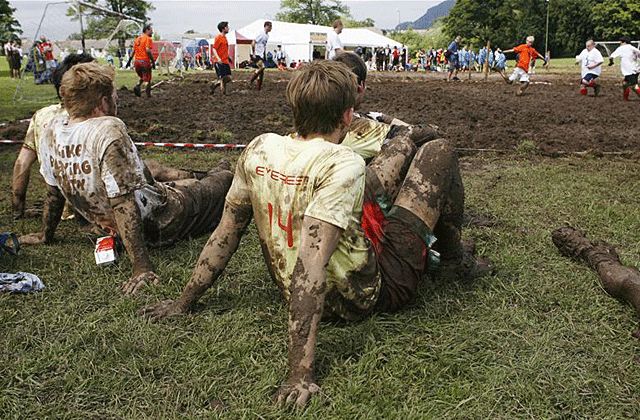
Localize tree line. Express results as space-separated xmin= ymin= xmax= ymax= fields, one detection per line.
xmin=443 ymin=0 xmax=639 ymax=57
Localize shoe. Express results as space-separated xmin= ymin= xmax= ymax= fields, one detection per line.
xmin=580 ymin=87 xmax=588 ymax=96
xmin=210 ymin=81 xmax=220 ymax=95
xmin=133 ymin=85 xmax=141 ymax=97
xmin=593 ymin=84 xmax=601 ymax=97
xmin=636 ymin=87 xmax=640 ymax=97
xmin=436 ymin=240 xmax=494 ymax=282
xmin=452 ymin=76 xmax=460 ymax=81
xmin=623 ymin=87 xmax=630 ymax=101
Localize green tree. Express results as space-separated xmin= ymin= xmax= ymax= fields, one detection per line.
xmin=443 ymin=0 xmax=600 ymax=57
xmin=341 ymin=16 xmax=375 ymax=28
xmin=276 ymin=0 xmax=349 ymax=25
xmin=390 ymin=19 xmax=450 ymax=51
xmin=592 ymin=0 xmax=640 ymax=40
xmin=0 ymin=0 xmax=22 ymax=48
xmin=66 ymin=0 xmax=153 ymax=50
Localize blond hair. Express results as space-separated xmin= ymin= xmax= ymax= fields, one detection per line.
xmin=526 ymin=35 xmax=535 ymax=43
xmin=333 ymin=19 xmax=343 ymax=29
xmin=286 ymin=60 xmax=357 ymax=137
xmin=60 ymin=62 xmax=115 ymax=118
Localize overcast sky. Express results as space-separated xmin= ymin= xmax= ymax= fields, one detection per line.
xmin=11 ymin=0 xmax=442 ymax=40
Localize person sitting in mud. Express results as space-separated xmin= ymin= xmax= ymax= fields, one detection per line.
xmin=502 ymin=36 xmax=547 ymax=96
xmin=19 ymin=62 xmax=233 ymax=295
xmin=12 ymin=53 xmax=209 ymax=221
xmin=140 ymin=60 xmax=490 ymax=408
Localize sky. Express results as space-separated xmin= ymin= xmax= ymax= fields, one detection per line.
xmin=10 ymin=0 xmax=443 ymax=41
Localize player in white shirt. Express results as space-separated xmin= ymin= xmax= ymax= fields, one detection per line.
xmin=249 ymin=21 xmax=272 ymax=90
xmin=327 ymin=19 xmax=344 ymax=60
xmin=608 ymin=36 xmax=640 ymax=101
xmin=575 ymin=39 xmax=604 ymax=96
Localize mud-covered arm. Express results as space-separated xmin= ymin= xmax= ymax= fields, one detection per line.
xmin=177 ymin=202 xmax=253 ymax=309
xmin=19 ymin=184 xmax=64 ymax=245
xmin=109 ymin=191 xmax=156 ymax=294
xmin=275 ymin=216 xmax=342 ymax=408
xmin=140 ymin=202 xmax=253 ymax=321
xmin=12 ymin=146 xmax=37 ymax=219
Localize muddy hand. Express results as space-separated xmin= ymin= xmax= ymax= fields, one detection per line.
xmin=138 ymin=299 xmax=187 ymax=321
xmin=274 ymin=380 xmax=320 ymax=409
xmin=121 ymin=271 xmax=160 ymax=296
xmin=18 ymin=232 xmax=45 ymax=245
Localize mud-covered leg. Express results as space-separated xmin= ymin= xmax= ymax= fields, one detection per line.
xmin=394 ymin=139 xmax=489 ymax=280
xmin=365 ymin=129 xmax=416 ymax=202
xmin=144 ymin=159 xmax=195 ymax=182
xmin=552 ymin=227 xmax=640 ymax=339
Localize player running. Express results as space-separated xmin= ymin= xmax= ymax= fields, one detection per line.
xmin=211 ymin=21 xmax=233 ymax=96
xmin=132 ymin=24 xmax=155 ymax=98
xmin=608 ymin=36 xmax=640 ymax=101
xmin=248 ymin=21 xmax=272 ymax=91
xmin=502 ymin=36 xmax=547 ymax=96
xmin=575 ymin=40 xmax=604 ymax=97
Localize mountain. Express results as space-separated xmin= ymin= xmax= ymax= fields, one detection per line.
xmin=395 ymin=0 xmax=456 ymax=30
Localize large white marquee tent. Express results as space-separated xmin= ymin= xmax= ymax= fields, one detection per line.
xmin=236 ymin=19 xmax=403 ymax=65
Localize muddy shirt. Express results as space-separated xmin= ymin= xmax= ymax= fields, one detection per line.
xmin=39 ymin=116 xmax=165 ymax=231
xmin=226 ymin=133 xmax=380 ymax=319
xmin=23 ymin=104 xmax=66 ymax=158
xmin=341 ymin=114 xmax=392 ymax=160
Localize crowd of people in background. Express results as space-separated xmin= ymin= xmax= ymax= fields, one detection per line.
xmin=358 ymin=42 xmax=512 ymax=76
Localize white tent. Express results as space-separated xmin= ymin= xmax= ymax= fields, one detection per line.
xmin=237 ymin=19 xmax=402 ymax=65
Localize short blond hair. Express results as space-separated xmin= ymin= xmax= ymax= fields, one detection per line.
xmin=60 ymin=62 xmax=115 ymax=118
xmin=333 ymin=19 xmax=343 ymax=29
xmin=526 ymin=35 xmax=535 ymax=43
xmin=286 ymin=60 xmax=357 ymax=137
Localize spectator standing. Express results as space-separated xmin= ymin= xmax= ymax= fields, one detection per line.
xmin=327 ymin=19 xmax=344 ymax=59
xmin=446 ymin=36 xmax=461 ymax=81
xmin=275 ymin=45 xmax=287 ymax=69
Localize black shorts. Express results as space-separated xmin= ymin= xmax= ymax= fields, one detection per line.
xmin=624 ymin=73 xmax=639 ymax=85
xmin=214 ymin=62 xmax=232 ymax=78
xmin=251 ymin=55 xmax=265 ymax=65
xmin=583 ymin=73 xmax=599 ymax=82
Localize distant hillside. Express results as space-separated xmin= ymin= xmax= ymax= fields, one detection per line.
xmin=395 ymin=0 xmax=456 ymax=30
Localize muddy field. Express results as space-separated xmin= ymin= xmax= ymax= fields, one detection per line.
xmin=2 ymin=71 xmax=638 ymax=154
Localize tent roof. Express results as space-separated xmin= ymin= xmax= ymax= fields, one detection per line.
xmin=237 ymin=19 xmax=402 ymax=49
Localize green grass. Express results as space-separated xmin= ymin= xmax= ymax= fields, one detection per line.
xmin=1 ymin=146 xmax=639 ymax=417
xmin=0 ymin=58 xmax=175 ymax=122
xmin=1 ymin=58 xmax=639 ymax=417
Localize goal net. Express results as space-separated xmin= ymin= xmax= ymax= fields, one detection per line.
xmin=595 ymin=40 xmax=640 ymax=57
xmin=14 ymin=0 xmax=143 ymax=103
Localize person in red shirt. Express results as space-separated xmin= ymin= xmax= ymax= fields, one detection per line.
xmin=503 ymin=35 xmax=547 ymax=96
xmin=211 ymin=21 xmax=232 ymax=95
xmin=38 ymin=35 xmax=56 ymax=71
xmin=132 ymin=24 xmax=155 ymax=97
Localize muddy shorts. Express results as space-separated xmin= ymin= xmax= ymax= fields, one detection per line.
xmin=251 ymin=55 xmax=265 ymax=68
xmin=142 ymin=170 xmax=233 ymax=247
xmin=215 ymin=62 xmax=232 ymax=78
xmin=134 ymin=60 xmax=152 ymax=82
xmin=361 ymin=197 xmax=432 ymax=313
xmin=624 ymin=73 xmax=638 ymax=86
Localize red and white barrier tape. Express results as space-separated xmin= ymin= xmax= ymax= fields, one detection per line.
xmin=0 ymin=139 xmax=246 ymax=149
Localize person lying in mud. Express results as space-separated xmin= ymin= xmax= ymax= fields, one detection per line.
xmin=12 ymin=53 xmax=213 ymax=221
xmin=141 ymin=60 xmax=490 ymax=408
xmin=552 ymin=227 xmax=640 ymax=339
xmin=19 ymin=62 xmax=233 ymax=295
